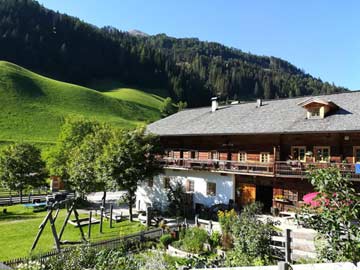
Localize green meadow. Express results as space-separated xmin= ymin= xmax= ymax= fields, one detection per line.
xmin=0 ymin=205 xmax=145 ymax=261
xmin=0 ymin=61 xmax=166 ymax=147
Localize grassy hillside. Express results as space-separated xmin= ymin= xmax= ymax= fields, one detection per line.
xmin=0 ymin=61 xmax=164 ymax=145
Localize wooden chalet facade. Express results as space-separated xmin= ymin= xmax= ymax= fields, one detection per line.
xmin=136 ymin=92 xmax=360 ymax=213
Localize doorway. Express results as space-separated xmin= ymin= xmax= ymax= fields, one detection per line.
xmin=236 ymin=183 xmax=256 ymax=207
xmin=256 ymin=186 xmax=273 ymax=213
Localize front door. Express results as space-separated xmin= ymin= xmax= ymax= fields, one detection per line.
xmin=238 ymin=183 xmax=256 ymax=206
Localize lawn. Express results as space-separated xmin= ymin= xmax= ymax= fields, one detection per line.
xmin=0 ymin=205 xmax=145 ymax=261
xmin=0 ymin=61 xmax=165 ymax=145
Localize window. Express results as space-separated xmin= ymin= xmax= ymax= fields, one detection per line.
xmin=238 ymin=152 xmax=247 ymax=163
xmin=314 ymin=147 xmax=330 ymax=162
xmin=209 ymin=151 xmax=218 ymax=160
xmin=291 ymin=146 xmax=306 ymax=161
xmin=186 ymin=179 xmax=194 ymax=192
xmin=148 ymin=178 xmax=153 ymax=188
xmin=206 ymin=182 xmax=216 ymax=196
xmin=310 ymin=108 xmax=320 ymax=117
xmin=163 ymin=177 xmax=170 ymax=189
xmin=283 ymin=189 xmax=298 ymax=202
xmin=354 ymin=147 xmax=360 ymax=163
xmin=165 ymin=150 xmax=174 ymax=158
xmin=190 ymin=151 xmax=198 ymax=159
xmin=260 ymin=152 xmax=270 ymax=163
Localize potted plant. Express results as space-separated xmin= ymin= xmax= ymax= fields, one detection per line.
xmin=274 ymin=194 xmax=289 ymax=202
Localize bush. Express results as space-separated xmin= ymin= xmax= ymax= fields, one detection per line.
xmin=95 ymin=249 xmax=137 ymax=270
xmin=225 ymin=202 xmax=276 ymax=267
xmin=300 ymin=168 xmax=360 ymax=262
xmin=166 ymin=181 xmax=187 ymax=217
xmin=16 ymin=261 xmax=44 ymax=270
xmin=209 ymin=231 xmax=221 ymax=249
xmin=218 ymin=209 xmax=237 ymax=234
xmin=177 ymin=227 xmax=208 ymax=253
xmin=46 ymin=246 xmax=97 ymax=270
xmin=159 ymin=234 xmax=173 ymax=248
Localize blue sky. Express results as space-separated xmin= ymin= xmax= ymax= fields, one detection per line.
xmin=38 ymin=0 xmax=360 ymax=90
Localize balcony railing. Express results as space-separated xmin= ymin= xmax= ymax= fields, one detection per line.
xmin=161 ymin=157 xmax=274 ymax=176
xmin=275 ymin=161 xmax=360 ymax=180
xmin=161 ymin=157 xmax=360 ymax=180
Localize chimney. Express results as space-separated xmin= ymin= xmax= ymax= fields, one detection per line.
xmin=211 ymin=97 xmax=218 ymax=112
xmin=257 ymin=99 xmax=262 ymax=107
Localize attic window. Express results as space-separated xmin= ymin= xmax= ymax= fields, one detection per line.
xmin=309 ymin=108 xmax=320 ymax=118
xmin=298 ymin=98 xmax=339 ymax=120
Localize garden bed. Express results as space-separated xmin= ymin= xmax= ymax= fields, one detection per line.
xmin=167 ymin=244 xmax=198 ymax=258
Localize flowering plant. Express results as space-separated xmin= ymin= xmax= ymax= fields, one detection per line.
xmin=16 ymin=261 xmax=45 ymax=270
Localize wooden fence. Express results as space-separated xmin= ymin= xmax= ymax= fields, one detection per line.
xmin=271 ymin=229 xmax=317 ymax=263
xmin=0 ymin=193 xmax=75 ymax=206
xmin=1 ymin=228 xmax=163 ymax=268
xmin=194 ymin=216 xmax=316 ymax=263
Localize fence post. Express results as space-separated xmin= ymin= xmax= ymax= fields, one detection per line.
xmin=195 ymin=214 xmax=199 ymax=226
xmin=109 ymin=204 xmax=113 ymax=228
xmin=209 ymin=220 xmax=213 ymax=233
xmin=100 ymin=206 xmax=104 ymax=233
xmin=285 ymin=229 xmax=291 ymax=263
xmin=88 ymin=211 xmax=92 ymax=239
xmin=146 ymin=207 xmax=151 ymax=227
xmin=278 ymin=261 xmax=289 ymax=270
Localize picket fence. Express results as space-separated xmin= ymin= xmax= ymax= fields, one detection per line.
xmin=1 ymin=227 xmax=163 ymax=269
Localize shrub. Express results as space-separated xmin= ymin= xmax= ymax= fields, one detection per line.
xmin=16 ymin=261 xmax=44 ymax=270
xmin=46 ymin=246 xmax=97 ymax=270
xmin=166 ymin=181 xmax=187 ymax=217
xmin=179 ymin=227 xmax=208 ymax=253
xmin=218 ymin=209 xmax=237 ymax=234
xmin=300 ymin=168 xmax=360 ymax=262
xmin=95 ymin=249 xmax=137 ymax=270
xmin=138 ymin=251 xmax=172 ymax=270
xmin=218 ymin=209 xmax=237 ymax=249
xmin=225 ymin=202 xmax=276 ymax=267
xmin=159 ymin=233 xmax=173 ymax=248
xmin=209 ymin=231 xmax=221 ymax=249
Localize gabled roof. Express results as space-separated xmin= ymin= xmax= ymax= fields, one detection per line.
xmin=147 ymin=92 xmax=360 ymax=136
xmin=297 ymin=98 xmax=339 ymax=109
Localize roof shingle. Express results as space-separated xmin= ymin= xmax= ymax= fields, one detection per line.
xmin=147 ymin=92 xmax=360 ymax=136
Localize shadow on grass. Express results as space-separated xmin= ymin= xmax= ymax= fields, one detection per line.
xmin=0 ymin=211 xmax=38 ymax=222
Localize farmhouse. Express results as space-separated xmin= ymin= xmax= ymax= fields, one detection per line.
xmin=136 ymin=91 xmax=360 ymax=213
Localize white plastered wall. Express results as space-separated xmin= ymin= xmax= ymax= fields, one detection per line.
xmin=136 ymin=169 xmax=235 ymax=212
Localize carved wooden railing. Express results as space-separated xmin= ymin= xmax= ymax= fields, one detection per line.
xmin=275 ymin=161 xmax=360 ymax=180
xmin=161 ymin=157 xmax=274 ymax=175
xmin=161 ymin=157 xmax=360 ymax=180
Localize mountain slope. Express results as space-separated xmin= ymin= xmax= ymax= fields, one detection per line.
xmin=0 ymin=61 xmax=163 ymax=143
xmin=0 ymin=0 xmax=348 ymax=107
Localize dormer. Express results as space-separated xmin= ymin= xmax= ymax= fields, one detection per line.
xmin=298 ymin=98 xmax=339 ymax=119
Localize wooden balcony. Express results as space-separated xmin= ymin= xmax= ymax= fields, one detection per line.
xmin=161 ymin=157 xmax=360 ymax=180
xmin=275 ymin=161 xmax=360 ymax=180
xmin=161 ymin=157 xmax=274 ymax=176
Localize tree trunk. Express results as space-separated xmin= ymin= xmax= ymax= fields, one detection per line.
xmin=101 ymin=190 xmax=106 ymax=209
xmin=129 ymin=198 xmax=133 ymax=222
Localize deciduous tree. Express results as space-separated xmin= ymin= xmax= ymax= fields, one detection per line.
xmin=67 ymin=124 xmax=112 ymax=202
xmin=98 ymin=127 xmax=163 ymax=221
xmin=301 ymin=168 xmax=360 ymax=263
xmin=46 ymin=116 xmax=101 ymax=181
xmin=0 ymin=143 xmax=47 ymax=203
